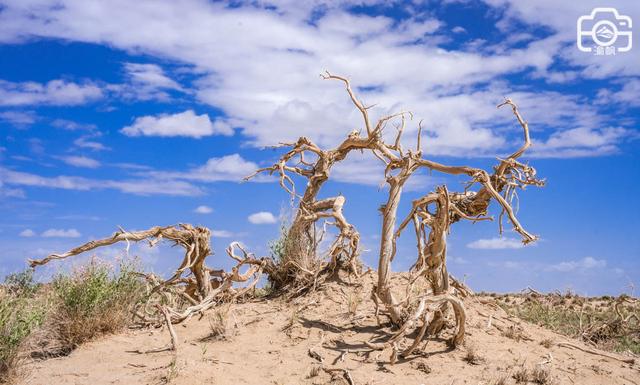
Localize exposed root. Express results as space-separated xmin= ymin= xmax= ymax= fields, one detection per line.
xmin=365 ymin=294 xmax=466 ymax=356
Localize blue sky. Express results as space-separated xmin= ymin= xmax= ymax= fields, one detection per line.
xmin=0 ymin=0 xmax=638 ymax=295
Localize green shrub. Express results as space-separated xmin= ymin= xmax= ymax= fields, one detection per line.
xmin=268 ymin=222 xmax=289 ymax=264
xmin=50 ymin=258 xmax=144 ymax=351
xmin=0 ymin=271 xmax=49 ymax=383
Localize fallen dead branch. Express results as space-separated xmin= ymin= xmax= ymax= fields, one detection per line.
xmin=557 ymin=341 xmax=635 ymax=365
xmin=29 ymin=224 xmax=266 ymax=346
xmin=323 ymin=367 xmax=356 ymax=385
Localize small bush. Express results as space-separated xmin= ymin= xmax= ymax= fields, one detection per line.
xmin=513 ymin=366 xmax=529 ymax=383
xmin=48 ymin=259 xmax=144 ymax=352
xmin=205 ymin=308 xmax=230 ymax=341
xmin=0 ymin=271 xmax=49 ymax=382
xmin=462 ymin=343 xmax=484 ymax=365
xmin=540 ymin=338 xmax=554 ymax=348
xmin=531 ymin=366 xmax=553 ymax=384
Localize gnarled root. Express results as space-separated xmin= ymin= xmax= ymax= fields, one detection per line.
xmin=365 ymin=294 xmax=466 ymax=357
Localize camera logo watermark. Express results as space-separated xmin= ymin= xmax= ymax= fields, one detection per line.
xmin=577 ymin=8 xmax=632 ymax=55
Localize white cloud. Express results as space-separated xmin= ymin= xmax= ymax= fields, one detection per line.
xmin=74 ymin=135 xmax=109 ymax=151
xmin=0 ymin=0 xmax=591 ymax=157
xmin=121 ymin=110 xmax=231 ymax=138
xmin=59 ymin=155 xmax=101 ymax=168
xmin=596 ymin=79 xmax=640 ymax=107
xmin=248 ymin=211 xmax=277 ymax=224
xmin=1 ymin=152 xmax=257 ymax=197
xmin=0 ymin=0 xmax=632 ymax=161
xmin=211 ymin=229 xmax=234 ymax=238
xmin=547 ymin=257 xmax=607 ymax=272
xmin=0 ymin=110 xmax=37 ymax=125
xmin=467 ymin=237 xmax=524 ymax=250
xmin=41 ymin=228 xmax=81 ymax=238
xmin=112 ymin=62 xmax=184 ymax=101
xmin=450 ymin=256 xmax=469 ymax=265
xmin=532 ymin=127 xmax=631 ymax=158
xmin=0 ymin=79 xmax=102 ymax=106
xmin=51 ymin=119 xmax=97 ymax=131
xmin=155 ymin=153 xmax=258 ymax=183
xmin=194 ymin=205 xmax=213 ymax=214
xmin=19 ymin=229 xmax=35 ymax=237
xmin=483 ymin=0 xmax=640 ymax=79
xmin=124 ymin=62 xmax=182 ymax=90
xmin=1 ymin=167 xmax=203 ymax=196
xmin=0 ymin=180 xmax=25 ymax=198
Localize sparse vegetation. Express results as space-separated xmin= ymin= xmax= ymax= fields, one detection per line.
xmin=513 ymin=366 xmax=529 ymax=383
xmin=490 ymin=376 xmax=510 ymax=385
xmin=49 ymin=259 xmax=144 ymax=352
xmin=531 ymin=366 xmax=553 ymax=384
xmin=0 ymin=270 xmax=50 ymax=383
xmin=206 ymin=307 xmax=230 ymax=341
xmin=0 ymin=258 xmax=144 ymax=382
xmin=540 ymin=338 xmax=554 ymax=348
xmin=462 ymin=343 xmax=484 ymax=365
xmin=498 ymin=293 xmax=640 ymax=354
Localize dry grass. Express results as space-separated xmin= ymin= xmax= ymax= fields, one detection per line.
xmin=307 ymin=365 xmax=322 ymax=378
xmin=462 ymin=343 xmax=484 ymax=365
xmin=0 ymin=259 xmax=143 ymax=383
xmin=490 ymin=375 xmax=510 ymax=385
xmin=47 ymin=259 xmax=144 ymax=353
xmin=531 ymin=366 xmax=554 ymax=384
xmin=502 ymin=325 xmax=526 ymax=342
xmin=496 ymin=293 xmax=640 ymax=354
xmin=540 ymin=338 xmax=554 ymax=348
xmin=0 ymin=270 xmax=50 ymax=383
xmin=512 ymin=366 xmax=529 ymax=383
xmin=344 ymin=289 xmax=362 ymax=317
xmin=205 ymin=307 xmax=231 ymax=341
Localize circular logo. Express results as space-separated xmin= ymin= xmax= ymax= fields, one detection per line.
xmin=592 ymin=20 xmax=618 ymax=47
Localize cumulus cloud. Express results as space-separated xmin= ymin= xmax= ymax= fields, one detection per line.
xmin=19 ymin=229 xmax=35 ymax=237
xmin=59 ymin=155 xmax=101 ymax=168
xmin=211 ymin=230 xmax=234 ymax=238
xmin=121 ymin=110 xmax=231 ymax=138
xmin=0 ymin=79 xmax=102 ymax=106
xmin=41 ymin=228 xmax=81 ymax=238
xmin=194 ymin=205 xmax=213 ymax=214
xmin=155 ymin=154 xmax=258 ymax=183
xmin=546 ymin=257 xmax=607 ymax=272
xmin=248 ymin=211 xmax=277 ymax=224
xmin=467 ymin=237 xmax=524 ymax=250
xmin=0 ymin=0 xmax=616 ymax=157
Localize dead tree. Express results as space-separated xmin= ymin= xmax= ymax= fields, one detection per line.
xmin=29 ymin=224 xmax=266 ymax=325
xmin=243 ymin=80 xmax=396 ymax=291
xmin=321 ymin=74 xmax=543 ymax=351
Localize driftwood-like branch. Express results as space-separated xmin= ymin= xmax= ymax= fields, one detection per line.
xmin=30 ymin=225 xmax=265 ymax=327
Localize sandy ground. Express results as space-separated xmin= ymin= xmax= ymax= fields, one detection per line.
xmin=23 ymin=272 xmax=639 ymax=385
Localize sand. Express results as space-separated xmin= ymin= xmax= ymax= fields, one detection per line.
xmin=23 ymin=272 xmax=639 ymax=385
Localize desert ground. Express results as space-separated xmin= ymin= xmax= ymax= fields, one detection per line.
xmin=21 ymin=271 xmax=639 ymax=385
